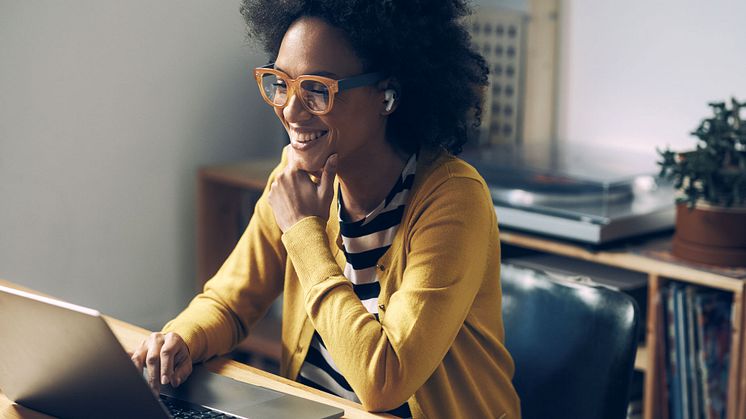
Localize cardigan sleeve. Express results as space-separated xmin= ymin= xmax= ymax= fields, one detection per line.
xmin=161 ymin=156 xmax=288 ymax=362
xmin=281 ymin=173 xmax=496 ymax=412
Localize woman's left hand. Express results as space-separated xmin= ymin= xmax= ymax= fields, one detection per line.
xmin=268 ymin=150 xmax=338 ymax=233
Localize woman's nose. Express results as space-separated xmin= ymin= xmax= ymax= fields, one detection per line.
xmin=282 ymin=91 xmax=312 ymax=123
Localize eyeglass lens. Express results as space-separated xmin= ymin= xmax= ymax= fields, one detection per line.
xmin=260 ymin=73 xmax=331 ymax=113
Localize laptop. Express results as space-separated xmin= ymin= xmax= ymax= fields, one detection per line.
xmin=0 ymin=285 xmax=344 ymax=419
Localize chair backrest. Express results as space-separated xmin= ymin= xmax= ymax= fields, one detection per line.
xmin=501 ymin=265 xmax=640 ymax=419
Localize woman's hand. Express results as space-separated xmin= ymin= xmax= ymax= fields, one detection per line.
xmin=130 ymin=331 xmax=193 ymax=394
xmin=269 ymin=150 xmax=338 ymax=232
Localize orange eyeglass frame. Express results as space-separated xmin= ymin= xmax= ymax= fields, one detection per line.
xmin=253 ymin=63 xmax=384 ymax=115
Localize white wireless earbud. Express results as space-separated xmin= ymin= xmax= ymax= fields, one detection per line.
xmin=384 ymin=89 xmax=396 ymax=112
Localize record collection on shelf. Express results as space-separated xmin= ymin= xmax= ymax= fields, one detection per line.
xmin=662 ymin=282 xmax=732 ymax=419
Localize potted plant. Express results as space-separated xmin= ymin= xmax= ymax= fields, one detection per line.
xmin=658 ymin=97 xmax=746 ymax=267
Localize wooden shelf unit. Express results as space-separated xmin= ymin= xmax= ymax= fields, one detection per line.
xmin=197 ymin=159 xmax=746 ymax=419
xmin=197 ymin=159 xmax=278 ymax=289
xmin=500 ymin=230 xmax=746 ymax=419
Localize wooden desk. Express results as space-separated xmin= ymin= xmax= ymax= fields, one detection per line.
xmin=0 ymin=279 xmax=390 ymax=419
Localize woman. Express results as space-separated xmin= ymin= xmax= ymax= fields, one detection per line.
xmin=132 ymin=1 xmax=520 ymax=417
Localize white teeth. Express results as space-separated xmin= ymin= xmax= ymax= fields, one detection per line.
xmin=293 ymin=130 xmax=328 ymax=142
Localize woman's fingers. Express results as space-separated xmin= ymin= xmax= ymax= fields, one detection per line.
xmin=173 ymin=352 xmax=193 ymax=387
xmin=160 ymin=332 xmax=192 ymax=386
xmin=318 ymin=153 xmax=338 ymax=200
xmin=129 ymin=332 xmax=192 ymax=392
xmin=268 ymin=152 xmax=337 ymax=232
xmin=144 ymin=333 xmax=165 ymax=393
xmin=160 ymin=343 xmax=174 ymax=385
xmin=130 ymin=344 xmax=146 ymax=371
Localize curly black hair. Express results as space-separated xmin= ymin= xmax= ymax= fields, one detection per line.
xmin=239 ymin=0 xmax=488 ymax=155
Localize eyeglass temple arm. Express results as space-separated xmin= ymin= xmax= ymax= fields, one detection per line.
xmin=337 ymin=72 xmax=384 ymax=91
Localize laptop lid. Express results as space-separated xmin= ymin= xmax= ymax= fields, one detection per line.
xmin=0 ymin=285 xmax=344 ymax=419
xmin=0 ymin=285 xmax=169 ymax=418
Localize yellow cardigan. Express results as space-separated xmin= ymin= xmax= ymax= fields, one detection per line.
xmin=163 ymin=148 xmax=520 ymax=418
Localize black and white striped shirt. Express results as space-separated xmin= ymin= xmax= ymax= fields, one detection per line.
xmin=297 ymin=154 xmax=417 ymax=418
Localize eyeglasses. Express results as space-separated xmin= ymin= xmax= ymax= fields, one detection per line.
xmin=254 ymin=64 xmax=384 ymax=115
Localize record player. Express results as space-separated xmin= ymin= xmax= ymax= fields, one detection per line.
xmin=461 ymin=143 xmax=676 ymax=245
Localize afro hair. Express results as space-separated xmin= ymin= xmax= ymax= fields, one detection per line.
xmin=240 ymin=0 xmax=489 ymax=155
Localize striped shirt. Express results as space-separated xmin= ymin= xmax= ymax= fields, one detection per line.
xmin=297 ymin=154 xmax=417 ymax=418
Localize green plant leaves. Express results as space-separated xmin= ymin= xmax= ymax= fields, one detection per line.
xmin=658 ymin=97 xmax=746 ymax=208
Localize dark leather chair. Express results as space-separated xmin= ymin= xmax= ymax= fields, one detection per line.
xmin=501 ymin=266 xmax=640 ymax=419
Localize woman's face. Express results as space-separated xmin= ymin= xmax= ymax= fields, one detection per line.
xmin=274 ymin=17 xmax=387 ymax=173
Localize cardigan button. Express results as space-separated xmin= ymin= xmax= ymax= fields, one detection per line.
xmin=377 ymin=264 xmax=385 ymax=271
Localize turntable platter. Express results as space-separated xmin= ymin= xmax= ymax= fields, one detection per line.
xmin=488 ymin=173 xmax=634 ymax=206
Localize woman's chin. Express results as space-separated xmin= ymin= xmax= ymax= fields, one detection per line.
xmin=288 ymin=134 xmax=336 ymax=174
xmin=295 ymin=159 xmax=319 ymax=174
xmin=289 ymin=149 xmax=327 ymax=174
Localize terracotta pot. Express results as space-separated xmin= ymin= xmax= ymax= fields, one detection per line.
xmin=672 ymin=202 xmax=746 ymax=267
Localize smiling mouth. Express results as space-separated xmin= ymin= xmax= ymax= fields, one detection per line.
xmin=290 ymin=129 xmax=329 ymax=150
xmin=294 ymin=130 xmax=328 ymax=142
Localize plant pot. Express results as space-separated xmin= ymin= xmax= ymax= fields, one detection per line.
xmin=672 ymin=202 xmax=746 ymax=267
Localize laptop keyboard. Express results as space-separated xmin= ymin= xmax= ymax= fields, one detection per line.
xmin=160 ymin=394 xmax=237 ymax=419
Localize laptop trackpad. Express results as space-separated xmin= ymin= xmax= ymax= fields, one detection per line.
xmin=160 ymin=364 xmax=284 ymax=412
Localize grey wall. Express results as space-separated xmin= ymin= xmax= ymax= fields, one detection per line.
xmin=0 ymin=1 xmax=283 ymax=329
xmin=557 ymin=0 xmax=746 ymax=154
xmin=3 ymin=0 xmax=745 ymax=330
